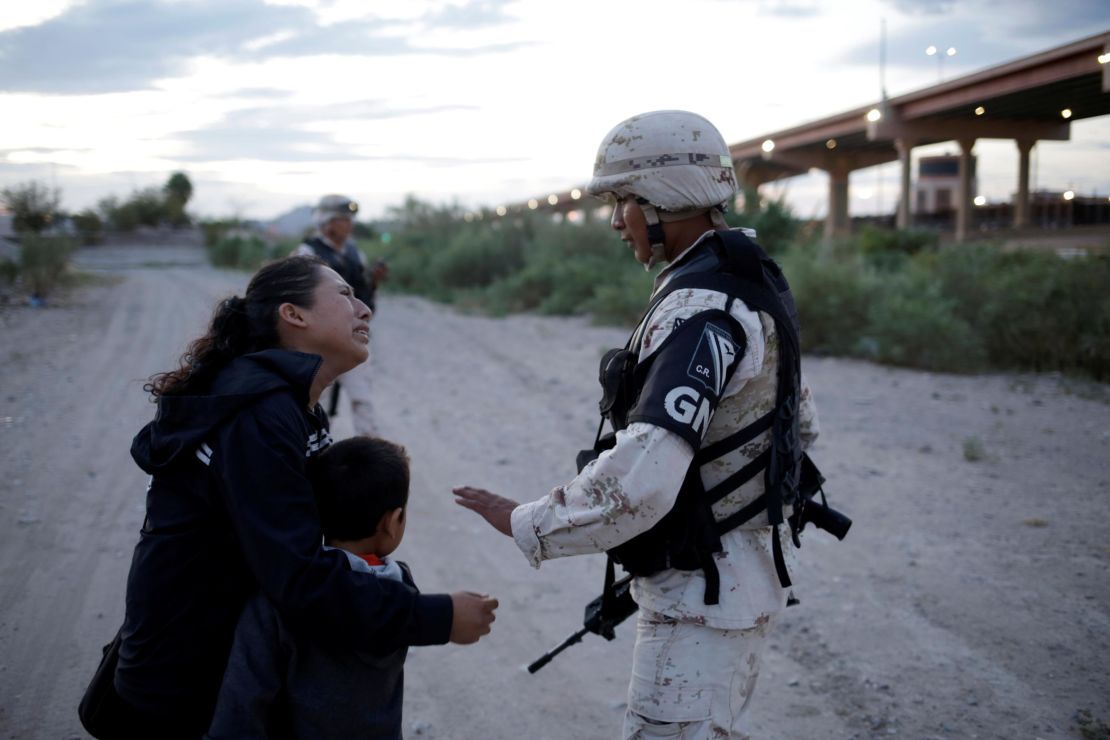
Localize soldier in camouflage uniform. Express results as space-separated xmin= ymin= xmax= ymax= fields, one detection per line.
xmin=455 ymin=110 xmax=819 ymax=739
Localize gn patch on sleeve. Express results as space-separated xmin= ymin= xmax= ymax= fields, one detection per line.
xmin=627 ymin=309 xmax=747 ymax=449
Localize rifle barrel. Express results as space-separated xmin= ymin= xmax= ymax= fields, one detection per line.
xmin=526 ymin=627 xmax=588 ymax=674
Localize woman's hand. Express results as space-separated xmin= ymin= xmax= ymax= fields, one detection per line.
xmin=452 ymin=486 xmax=518 ymax=537
xmin=449 ymin=591 xmax=499 ymax=644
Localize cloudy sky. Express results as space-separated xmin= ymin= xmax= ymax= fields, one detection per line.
xmin=1 ymin=0 xmax=1108 ymax=221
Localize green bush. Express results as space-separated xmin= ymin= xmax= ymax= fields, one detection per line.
xmin=0 ymin=258 xmax=17 ymax=285
xmin=20 ymin=234 xmax=77 ymax=298
xmin=70 ymin=209 xmax=104 ymax=245
xmin=725 ymin=199 xmax=800 ymax=254
xmin=368 ymin=196 xmax=1110 ymax=380
xmin=583 ymin=268 xmax=654 ymax=325
xmin=207 ymin=235 xmax=285 ymax=271
xmin=862 ymin=265 xmax=985 ymax=371
xmin=106 ymin=187 xmax=167 ymax=231
xmin=918 ymin=243 xmax=1000 ymax=331
xmin=977 ymin=251 xmax=1110 ymax=378
xmin=378 ymin=205 xmax=651 ymax=320
xmin=426 ymin=223 xmax=527 ymax=290
xmin=1079 ymin=294 xmax=1110 ymax=381
xmin=779 ymin=246 xmax=877 ymax=356
xmin=857 ymin=225 xmax=940 ymax=258
xmin=200 ymin=219 xmax=242 ymax=247
xmin=1 ymin=181 xmax=61 ymax=234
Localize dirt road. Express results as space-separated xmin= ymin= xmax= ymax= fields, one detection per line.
xmin=0 ymin=245 xmax=1107 ymax=739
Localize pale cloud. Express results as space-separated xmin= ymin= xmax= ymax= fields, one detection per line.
xmin=881 ymin=0 xmax=956 ymax=15
xmin=0 ymin=0 xmax=309 ymax=93
xmin=421 ymin=0 xmax=518 ymax=28
xmin=757 ymin=1 xmax=823 ymax=18
xmin=0 ymin=0 xmax=528 ymax=95
xmin=168 ymin=101 xmax=483 ymax=162
xmin=0 ymin=0 xmax=1106 ymax=220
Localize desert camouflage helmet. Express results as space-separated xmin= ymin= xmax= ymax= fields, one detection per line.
xmin=313 ymin=194 xmax=359 ymax=228
xmin=586 ymin=110 xmax=738 ymax=213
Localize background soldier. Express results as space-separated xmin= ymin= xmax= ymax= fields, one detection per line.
xmin=293 ymin=194 xmax=387 ymax=433
xmin=455 ymin=110 xmax=820 ymax=738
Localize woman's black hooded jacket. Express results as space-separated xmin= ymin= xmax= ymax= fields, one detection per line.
xmin=117 ymin=349 xmax=451 ymax=728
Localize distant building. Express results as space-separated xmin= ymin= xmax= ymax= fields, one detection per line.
xmin=915 ymin=155 xmax=977 ymax=215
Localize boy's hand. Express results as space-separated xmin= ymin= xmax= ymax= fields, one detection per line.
xmin=449 ymin=591 xmax=499 ymax=644
xmin=452 ymin=486 xmax=517 ymax=537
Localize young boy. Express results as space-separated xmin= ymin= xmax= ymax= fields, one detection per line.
xmin=207 ymin=436 xmax=417 ymax=740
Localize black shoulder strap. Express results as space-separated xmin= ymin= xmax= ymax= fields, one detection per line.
xmin=304 ymin=237 xmax=342 ymax=271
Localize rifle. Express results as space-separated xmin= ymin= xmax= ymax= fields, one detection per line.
xmin=326 ymin=381 xmax=342 ymax=418
xmin=527 ymin=573 xmax=637 ymax=674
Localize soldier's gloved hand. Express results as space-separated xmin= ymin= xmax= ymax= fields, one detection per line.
xmin=452 ymin=486 xmax=518 ymax=537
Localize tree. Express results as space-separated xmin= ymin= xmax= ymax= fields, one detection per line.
xmin=163 ymin=171 xmax=193 ymax=227
xmin=1 ymin=181 xmax=62 ymax=234
xmin=164 ymin=171 xmax=193 ymax=203
xmin=70 ymin=209 xmax=104 ymax=245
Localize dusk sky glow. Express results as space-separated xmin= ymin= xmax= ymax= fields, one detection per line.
xmin=1 ymin=0 xmax=1108 ymax=221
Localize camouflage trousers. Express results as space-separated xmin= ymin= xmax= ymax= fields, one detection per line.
xmin=623 ymin=609 xmax=775 ymax=740
xmin=338 ymin=348 xmax=375 ymax=435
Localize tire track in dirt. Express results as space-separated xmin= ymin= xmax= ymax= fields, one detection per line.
xmin=0 ymin=252 xmax=245 ymax=738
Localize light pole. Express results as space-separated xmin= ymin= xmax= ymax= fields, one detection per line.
xmin=925 ymin=45 xmax=956 ymax=82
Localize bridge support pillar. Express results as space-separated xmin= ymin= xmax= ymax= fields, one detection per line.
xmin=1015 ymin=139 xmax=1035 ymax=229
xmin=955 ymin=138 xmax=976 ymax=243
xmin=895 ymin=138 xmax=915 ymax=230
xmin=825 ymin=166 xmax=851 ymax=240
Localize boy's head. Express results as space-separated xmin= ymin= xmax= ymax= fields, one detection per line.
xmin=309 ymin=435 xmax=410 ymax=555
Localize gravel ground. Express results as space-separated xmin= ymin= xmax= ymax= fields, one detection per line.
xmin=0 ymin=244 xmax=1107 ymax=739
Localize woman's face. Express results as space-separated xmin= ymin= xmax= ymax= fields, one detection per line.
xmin=299 ymin=266 xmax=372 ymax=373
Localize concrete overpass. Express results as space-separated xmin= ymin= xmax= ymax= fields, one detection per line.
xmin=502 ymin=31 xmax=1110 ymax=242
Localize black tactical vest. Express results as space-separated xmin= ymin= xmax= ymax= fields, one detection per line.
xmin=303 ymin=237 xmax=376 ymax=312
xmin=586 ymin=229 xmax=805 ymax=604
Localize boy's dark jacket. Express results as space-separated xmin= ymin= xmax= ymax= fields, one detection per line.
xmin=207 ymin=562 xmax=417 ymax=740
xmin=118 ymin=349 xmax=451 ymax=730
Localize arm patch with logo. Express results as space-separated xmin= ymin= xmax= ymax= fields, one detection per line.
xmin=627 ymin=309 xmax=747 ymax=449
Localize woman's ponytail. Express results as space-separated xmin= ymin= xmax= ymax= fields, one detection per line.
xmin=211 ymin=296 xmax=252 ymax=358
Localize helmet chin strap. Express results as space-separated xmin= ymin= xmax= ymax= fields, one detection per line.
xmin=635 ymin=200 xmax=730 ymax=271
xmin=635 ymin=200 xmax=668 ymax=271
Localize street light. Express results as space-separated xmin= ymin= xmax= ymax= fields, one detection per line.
xmin=926 ymin=44 xmax=956 ymax=82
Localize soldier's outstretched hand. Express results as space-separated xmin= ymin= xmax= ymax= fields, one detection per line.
xmin=453 ymin=486 xmax=518 ymax=537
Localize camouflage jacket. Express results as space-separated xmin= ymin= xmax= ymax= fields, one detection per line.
xmin=510 ymin=231 xmax=819 ymax=629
